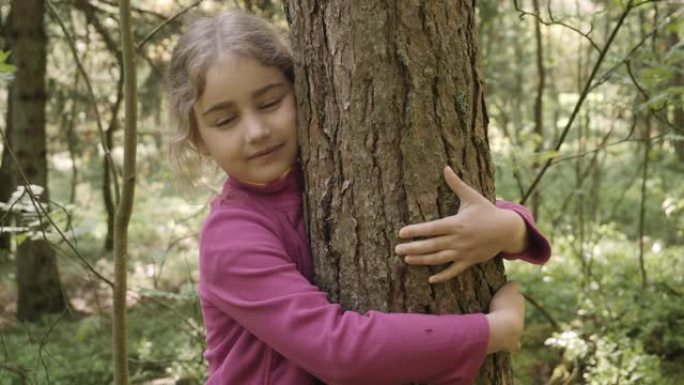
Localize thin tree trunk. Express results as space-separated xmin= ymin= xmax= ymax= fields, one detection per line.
xmin=74 ymin=0 xmax=125 ymax=251
xmin=113 ymin=0 xmax=137 ymax=383
xmin=285 ymin=1 xmax=511 ymax=383
xmin=11 ymin=0 xmax=67 ymax=321
xmin=104 ymin=123 xmax=116 ymax=250
xmin=531 ymin=0 xmax=545 ymax=219
xmin=638 ymin=116 xmax=650 ymax=290
xmin=65 ymin=74 xmax=80 ymax=205
xmin=669 ymin=29 xmax=684 ymax=161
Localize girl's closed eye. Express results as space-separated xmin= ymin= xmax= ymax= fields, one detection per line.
xmin=258 ymin=95 xmax=285 ymax=111
xmin=215 ymin=115 xmax=237 ymax=128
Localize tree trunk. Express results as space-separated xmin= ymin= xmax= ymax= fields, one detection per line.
xmin=669 ymin=29 xmax=684 ymax=162
xmin=0 ymin=7 xmax=14 ymax=253
xmin=10 ymin=0 xmax=67 ymax=321
xmin=113 ymin=0 xmax=138 ymax=382
xmin=0 ymin=88 xmax=14 ymax=253
xmin=531 ymin=0 xmax=545 ymax=219
xmin=285 ymin=1 xmax=511 ymax=383
xmin=104 ymin=126 xmax=115 ymax=251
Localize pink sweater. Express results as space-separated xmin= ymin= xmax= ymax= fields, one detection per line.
xmin=198 ymin=167 xmax=550 ymax=385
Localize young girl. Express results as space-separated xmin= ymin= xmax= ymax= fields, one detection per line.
xmin=169 ymin=10 xmax=551 ymax=385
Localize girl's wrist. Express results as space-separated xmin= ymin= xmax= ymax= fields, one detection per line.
xmin=485 ymin=311 xmax=512 ymax=354
xmin=485 ymin=308 xmax=524 ymax=354
xmin=497 ymin=208 xmax=528 ymax=254
xmin=484 ymin=313 xmax=502 ymax=354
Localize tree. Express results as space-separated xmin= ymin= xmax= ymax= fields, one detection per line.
xmin=0 ymin=5 xmax=14 ymax=253
xmin=284 ymin=1 xmax=511 ymax=383
xmin=10 ymin=0 xmax=67 ymax=321
xmin=113 ymin=0 xmax=137 ymax=382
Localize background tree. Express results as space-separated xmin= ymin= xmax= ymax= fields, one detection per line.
xmin=9 ymin=0 xmax=67 ymax=321
xmin=285 ymin=1 xmax=511 ymax=382
xmin=0 ymin=4 xmax=14 ymax=253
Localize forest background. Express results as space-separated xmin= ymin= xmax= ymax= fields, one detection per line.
xmin=0 ymin=0 xmax=682 ymax=384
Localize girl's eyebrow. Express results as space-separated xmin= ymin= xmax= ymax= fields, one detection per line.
xmin=252 ymin=82 xmax=286 ymax=98
xmin=202 ymin=101 xmax=235 ymax=117
xmin=202 ymin=82 xmax=287 ymax=117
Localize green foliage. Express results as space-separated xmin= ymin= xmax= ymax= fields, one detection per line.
xmin=506 ymin=221 xmax=684 ymax=384
xmin=0 ymin=51 xmax=15 ymax=75
xmin=0 ymin=301 xmax=205 ymax=385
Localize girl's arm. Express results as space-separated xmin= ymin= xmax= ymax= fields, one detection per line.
xmin=396 ymin=167 xmax=551 ymax=283
xmin=201 ymin=206 xmax=503 ymax=385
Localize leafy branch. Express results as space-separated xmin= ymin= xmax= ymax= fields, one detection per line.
xmin=520 ymin=1 xmax=637 ymax=205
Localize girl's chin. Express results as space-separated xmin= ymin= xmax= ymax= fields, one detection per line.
xmin=238 ymin=163 xmax=295 ymax=185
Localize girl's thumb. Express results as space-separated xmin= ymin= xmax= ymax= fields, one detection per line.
xmin=444 ymin=166 xmax=475 ymax=200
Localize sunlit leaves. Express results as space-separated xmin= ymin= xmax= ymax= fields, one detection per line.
xmin=0 ymin=50 xmax=16 ymax=77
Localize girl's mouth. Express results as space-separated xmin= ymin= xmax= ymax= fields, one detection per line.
xmin=248 ymin=143 xmax=284 ymax=160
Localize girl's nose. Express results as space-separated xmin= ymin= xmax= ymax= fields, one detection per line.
xmin=244 ymin=114 xmax=270 ymax=143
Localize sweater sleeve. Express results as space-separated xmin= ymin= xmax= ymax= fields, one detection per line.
xmin=200 ymin=206 xmax=489 ymax=385
xmin=495 ymin=199 xmax=551 ymax=264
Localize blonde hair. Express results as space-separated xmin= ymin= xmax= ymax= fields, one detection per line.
xmin=168 ymin=10 xmax=294 ymax=176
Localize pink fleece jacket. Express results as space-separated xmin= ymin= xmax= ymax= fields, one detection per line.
xmin=198 ymin=166 xmax=550 ymax=385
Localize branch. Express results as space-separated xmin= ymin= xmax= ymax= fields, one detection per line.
xmin=514 ymin=0 xmax=600 ymax=52
xmin=590 ymin=7 xmax=684 ymax=93
xmin=520 ymin=1 xmax=636 ymax=204
xmin=75 ymin=0 xmax=167 ymax=81
xmin=0 ymin=363 xmax=28 ymax=385
xmin=136 ymin=0 xmax=205 ymax=50
xmin=46 ymin=0 xmax=121 ymax=204
xmin=523 ymin=292 xmax=561 ymax=331
xmin=74 ymin=0 xmax=120 ymax=62
xmin=627 ymin=60 xmax=651 ymax=290
xmin=94 ymin=0 xmax=169 ymax=20
xmin=549 ymin=133 xmax=665 ymax=165
xmin=0 ymin=126 xmax=114 ymax=288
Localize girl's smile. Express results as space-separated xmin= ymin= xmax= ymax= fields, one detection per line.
xmin=248 ymin=143 xmax=285 ymax=160
xmin=192 ymin=54 xmax=298 ymax=185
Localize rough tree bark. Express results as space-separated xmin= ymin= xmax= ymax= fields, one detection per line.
xmin=285 ymin=1 xmax=511 ymax=383
xmin=10 ymin=0 xmax=67 ymax=321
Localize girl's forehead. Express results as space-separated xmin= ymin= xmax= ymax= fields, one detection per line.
xmin=195 ymin=54 xmax=289 ymax=111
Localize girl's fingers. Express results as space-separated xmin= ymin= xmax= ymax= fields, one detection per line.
xmin=395 ymin=235 xmax=452 ymax=255
xmin=444 ymin=166 xmax=488 ymax=204
xmin=428 ymin=262 xmax=468 ymax=283
xmin=404 ymin=250 xmax=456 ymax=266
xmin=398 ymin=217 xmax=454 ymax=238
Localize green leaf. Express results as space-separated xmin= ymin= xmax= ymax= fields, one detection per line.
xmin=0 ymin=63 xmax=16 ymax=73
xmin=15 ymin=233 xmax=27 ymax=245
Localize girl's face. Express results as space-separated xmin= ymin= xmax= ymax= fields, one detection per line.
xmin=193 ymin=54 xmax=298 ymax=185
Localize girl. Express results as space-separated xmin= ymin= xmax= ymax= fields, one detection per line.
xmin=169 ymin=10 xmax=551 ymax=385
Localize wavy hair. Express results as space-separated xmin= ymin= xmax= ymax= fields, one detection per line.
xmin=167 ymin=10 xmax=294 ymax=177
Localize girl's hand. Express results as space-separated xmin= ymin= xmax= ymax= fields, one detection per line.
xmin=485 ymin=282 xmax=525 ymax=353
xmin=395 ymin=166 xmax=528 ymax=283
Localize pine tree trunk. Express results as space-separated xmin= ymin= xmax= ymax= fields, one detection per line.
xmin=11 ymin=0 xmax=67 ymax=321
xmin=285 ymin=1 xmax=512 ymax=383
